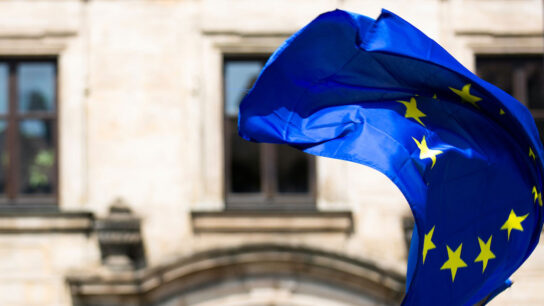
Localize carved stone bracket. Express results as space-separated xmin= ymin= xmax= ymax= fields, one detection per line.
xmin=95 ymin=199 xmax=145 ymax=271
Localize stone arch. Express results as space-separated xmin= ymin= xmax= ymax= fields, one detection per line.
xmin=68 ymin=244 xmax=405 ymax=305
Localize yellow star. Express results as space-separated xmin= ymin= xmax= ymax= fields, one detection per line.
xmin=474 ymin=236 xmax=495 ymax=273
xmin=422 ymin=226 xmax=436 ymax=264
xmin=413 ymin=136 xmax=443 ymax=168
xmin=440 ymin=243 xmax=467 ymax=282
xmin=500 ymin=108 xmax=505 ymax=115
xmin=432 ymin=93 xmax=438 ymax=99
xmin=532 ymin=186 xmax=543 ymax=206
xmin=529 ymin=147 xmax=536 ymax=160
xmin=397 ymin=97 xmax=427 ymax=126
xmin=501 ymin=209 xmax=529 ymax=240
xmin=449 ymin=83 xmax=482 ymax=109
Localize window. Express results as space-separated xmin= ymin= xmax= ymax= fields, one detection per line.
xmin=476 ymin=55 xmax=544 ymax=142
xmin=223 ymin=56 xmax=316 ymax=210
xmin=0 ymin=58 xmax=58 ymax=204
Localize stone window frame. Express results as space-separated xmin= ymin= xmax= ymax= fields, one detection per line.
xmin=458 ymin=32 xmax=542 ymax=139
xmin=194 ymin=31 xmax=353 ymax=233
xmin=200 ymin=31 xmax=320 ymax=211
xmin=0 ymin=26 xmax=86 ymax=212
xmin=475 ymin=54 xmax=544 ymax=141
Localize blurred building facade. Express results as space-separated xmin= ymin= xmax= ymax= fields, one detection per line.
xmin=0 ymin=0 xmax=542 ymax=305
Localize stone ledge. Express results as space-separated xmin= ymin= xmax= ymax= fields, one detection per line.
xmin=0 ymin=28 xmax=78 ymax=39
xmin=0 ymin=209 xmax=93 ymax=233
xmin=191 ymin=211 xmax=353 ymax=234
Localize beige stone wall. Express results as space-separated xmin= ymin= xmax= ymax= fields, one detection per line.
xmin=0 ymin=0 xmax=540 ymax=305
xmin=494 ymin=234 xmax=544 ymax=305
xmin=0 ymin=233 xmax=99 ymax=305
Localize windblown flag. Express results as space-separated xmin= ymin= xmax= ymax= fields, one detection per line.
xmin=238 ymin=9 xmax=544 ymax=305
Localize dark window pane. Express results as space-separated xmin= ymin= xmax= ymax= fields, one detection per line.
xmin=535 ymin=118 xmax=544 ymax=144
xmin=224 ymin=57 xmax=314 ymax=203
xmin=18 ymin=63 xmax=55 ymax=113
xmin=229 ymin=118 xmax=261 ymax=193
xmin=476 ymin=55 xmax=544 ymax=108
xmin=476 ymin=58 xmax=514 ymax=96
xmin=277 ymin=144 xmax=309 ymax=193
xmin=224 ymin=61 xmax=263 ymax=116
xmin=225 ymin=59 xmax=265 ymax=194
xmin=0 ymin=64 xmax=7 ymax=114
xmin=19 ymin=119 xmax=55 ymax=195
xmin=528 ymin=62 xmax=544 ymax=109
xmin=0 ymin=121 xmax=6 ymax=194
xmin=477 ymin=55 xmax=544 ymax=149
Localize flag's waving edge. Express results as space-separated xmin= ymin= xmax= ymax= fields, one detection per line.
xmin=238 ymin=9 xmax=544 ymax=306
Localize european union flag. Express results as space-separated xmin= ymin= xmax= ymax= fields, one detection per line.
xmin=238 ymin=9 xmax=544 ymax=305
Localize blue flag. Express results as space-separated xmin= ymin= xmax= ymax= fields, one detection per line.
xmin=238 ymin=9 xmax=544 ymax=305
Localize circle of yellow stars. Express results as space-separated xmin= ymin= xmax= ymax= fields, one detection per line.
xmin=423 ymin=207 xmax=530 ymax=282
xmin=408 ymin=83 xmax=540 ymax=282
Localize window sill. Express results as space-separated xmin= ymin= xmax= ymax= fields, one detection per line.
xmin=0 ymin=207 xmax=93 ymax=233
xmin=225 ymin=194 xmax=316 ymax=211
xmin=191 ymin=210 xmax=353 ymax=234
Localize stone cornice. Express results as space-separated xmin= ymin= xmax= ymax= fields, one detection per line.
xmin=67 ymin=244 xmax=406 ymax=305
xmin=191 ymin=210 xmax=353 ymax=233
xmin=0 ymin=209 xmax=93 ymax=233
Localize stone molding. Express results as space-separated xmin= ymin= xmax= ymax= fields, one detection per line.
xmin=459 ymin=32 xmax=543 ymax=55
xmin=191 ymin=211 xmax=353 ymax=233
xmin=0 ymin=209 xmax=93 ymax=234
xmin=0 ymin=29 xmax=76 ymax=55
xmin=0 ymin=29 xmax=77 ymax=39
xmin=67 ymin=244 xmax=406 ymax=305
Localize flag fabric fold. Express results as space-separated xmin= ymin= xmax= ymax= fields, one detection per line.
xmin=238 ymin=9 xmax=543 ymax=305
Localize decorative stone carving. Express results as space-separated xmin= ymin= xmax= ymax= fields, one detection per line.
xmin=95 ymin=198 xmax=145 ymax=271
